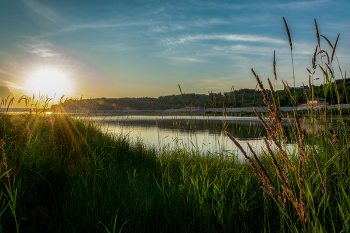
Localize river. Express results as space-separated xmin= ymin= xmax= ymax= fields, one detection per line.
xmin=84 ymin=115 xmax=294 ymax=159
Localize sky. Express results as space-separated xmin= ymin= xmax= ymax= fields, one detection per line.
xmin=0 ymin=0 xmax=349 ymax=103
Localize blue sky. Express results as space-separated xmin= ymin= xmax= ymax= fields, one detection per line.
xmin=0 ymin=0 xmax=349 ymax=100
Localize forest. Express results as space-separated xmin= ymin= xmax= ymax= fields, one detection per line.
xmin=53 ymin=78 xmax=350 ymax=111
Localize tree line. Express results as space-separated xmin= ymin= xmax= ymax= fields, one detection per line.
xmin=52 ymin=78 xmax=350 ymax=111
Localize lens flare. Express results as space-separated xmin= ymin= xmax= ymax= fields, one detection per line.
xmin=26 ymin=68 xmax=74 ymax=101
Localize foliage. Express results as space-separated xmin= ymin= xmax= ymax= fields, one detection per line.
xmin=0 ymin=17 xmax=349 ymax=232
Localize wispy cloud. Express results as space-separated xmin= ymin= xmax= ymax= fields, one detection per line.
xmin=218 ymin=0 xmax=330 ymax=10
xmin=35 ymin=21 xmax=152 ymax=38
xmin=150 ymin=25 xmax=169 ymax=33
xmin=325 ymin=22 xmax=350 ymax=31
xmin=27 ymin=42 xmax=60 ymax=57
xmin=0 ymin=69 xmax=20 ymax=79
xmin=193 ymin=18 xmax=231 ymax=26
xmin=61 ymin=23 xmax=127 ymax=32
xmin=2 ymin=81 xmax=26 ymax=90
xmin=90 ymin=43 xmax=130 ymax=52
xmin=276 ymin=0 xmax=331 ymax=9
xmin=213 ymin=44 xmax=285 ymax=55
xmin=146 ymin=6 xmax=166 ymax=16
xmin=21 ymin=0 xmax=63 ymax=23
xmin=167 ymin=56 xmax=206 ymax=63
xmin=163 ymin=34 xmax=286 ymax=46
xmin=230 ymin=14 xmax=275 ymax=24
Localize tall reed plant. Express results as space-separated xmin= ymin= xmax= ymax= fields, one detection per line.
xmin=226 ymin=17 xmax=350 ymax=232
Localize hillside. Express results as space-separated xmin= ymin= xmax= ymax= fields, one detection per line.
xmin=52 ymin=78 xmax=350 ymax=111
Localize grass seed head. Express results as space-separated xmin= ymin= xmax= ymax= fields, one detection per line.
xmin=283 ymin=17 xmax=292 ymax=52
xmin=331 ymin=33 xmax=340 ymax=63
xmin=314 ymin=18 xmax=320 ymax=48
xmin=321 ymin=35 xmax=333 ymax=49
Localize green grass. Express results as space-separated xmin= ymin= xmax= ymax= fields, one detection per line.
xmin=0 ymin=111 xmax=348 ymax=232
xmin=0 ymin=17 xmax=349 ymax=232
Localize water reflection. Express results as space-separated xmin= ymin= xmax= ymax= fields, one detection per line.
xmin=86 ymin=115 xmax=293 ymax=159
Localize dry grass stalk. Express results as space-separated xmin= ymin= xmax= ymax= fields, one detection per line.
xmin=309 ymin=76 xmax=312 ymax=94
xmin=302 ymin=84 xmax=309 ymax=102
xmin=253 ymin=108 xmax=290 ymax=165
xmin=283 ymin=17 xmax=296 ymax=89
xmin=312 ymin=153 xmax=327 ymax=197
xmin=251 ymin=69 xmax=285 ymax=135
xmin=294 ymin=108 xmax=306 ymax=160
xmin=283 ymin=17 xmax=292 ymax=52
xmin=267 ymin=78 xmax=284 ymax=136
xmin=298 ymin=159 xmax=307 ymax=223
xmin=263 ymin=137 xmax=309 ymax=223
xmin=314 ymin=18 xmax=320 ymax=48
xmin=0 ymin=139 xmax=9 ymax=181
xmin=273 ymin=51 xmax=277 ymax=80
xmin=246 ymin=141 xmax=284 ymax=205
xmin=331 ymin=33 xmax=340 ymax=63
xmin=317 ymin=50 xmax=330 ymax=64
xmin=288 ymin=117 xmax=301 ymax=155
xmin=321 ymin=35 xmax=333 ymax=49
xmin=225 ymin=17 xmax=322 ymax=224
xmin=226 ymin=78 xmax=309 ymax=223
xmin=263 ymin=137 xmax=292 ymax=191
xmin=225 ymin=131 xmax=284 ymax=206
xmin=251 ymin=69 xmax=274 ymax=116
xmin=325 ymin=63 xmax=335 ymax=80
xmin=6 ymin=97 xmax=14 ymax=113
xmin=268 ymin=116 xmax=278 ymax=134
xmin=246 ymin=142 xmax=275 ymax=187
xmin=312 ymin=45 xmax=318 ymax=69
xmin=306 ymin=68 xmax=315 ymax=75
xmin=318 ymin=64 xmax=327 ymax=77
xmin=0 ymin=95 xmax=10 ymax=108
xmin=251 ymin=69 xmax=269 ymax=103
xmin=224 ymin=132 xmax=263 ymax=178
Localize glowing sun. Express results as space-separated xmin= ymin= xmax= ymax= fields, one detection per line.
xmin=26 ymin=68 xmax=73 ymax=100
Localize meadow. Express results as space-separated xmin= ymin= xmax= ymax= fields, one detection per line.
xmin=0 ymin=18 xmax=349 ymax=232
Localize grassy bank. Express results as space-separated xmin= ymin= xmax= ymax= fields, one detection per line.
xmin=0 ymin=17 xmax=349 ymax=232
xmin=0 ymin=111 xmax=348 ymax=232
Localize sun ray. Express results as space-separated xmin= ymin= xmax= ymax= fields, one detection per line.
xmin=25 ymin=68 xmax=74 ymax=103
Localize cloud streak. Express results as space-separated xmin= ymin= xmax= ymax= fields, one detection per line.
xmin=35 ymin=21 xmax=153 ymax=38
xmin=21 ymin=0 xmax=63 ymax=23
xmin=275 ymin=0 xmax=331 ymax=9
xmin=167 ymin=56 xmax=206 ymax=63
xmin=163 ymin=34 xmax=286 ymax=46
xmin=217 ymin=0 xmax=331 ymax=10
xmin=27 ymin=42 xmax=60 ymax=57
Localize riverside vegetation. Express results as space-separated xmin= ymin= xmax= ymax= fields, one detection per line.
xmin=54 ymin=77 xmax=350 ymax=111
xmin=0 ymin=18 xmax=349 ymax=232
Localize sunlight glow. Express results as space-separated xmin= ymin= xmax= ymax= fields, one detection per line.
xmin=26 ymin=68 xmax=74 ymax=101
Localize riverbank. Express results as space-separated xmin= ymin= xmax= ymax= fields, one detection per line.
xmin=58 ymin=103 xmax=350 ymax=117
xmin=0 ymin=112 xmax=348 ymax=232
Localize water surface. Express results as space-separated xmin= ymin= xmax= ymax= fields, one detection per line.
xmin=86 ymin=115 xmax=294 ymax=159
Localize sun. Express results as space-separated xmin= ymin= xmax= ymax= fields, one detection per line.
xmin=26 ymin=68 xmax=74 ymax=101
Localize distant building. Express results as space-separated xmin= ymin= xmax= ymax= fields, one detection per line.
xmin=284 ymin=86 xmax=307 ymax=91
xmin=308 ymin=97 xmax=325 ymax=104
xmin=295 ymin=86 xmax=303 ymax=90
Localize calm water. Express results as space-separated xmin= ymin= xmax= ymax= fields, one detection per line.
xmin=85 ymin=115 xmax=294 ymax=159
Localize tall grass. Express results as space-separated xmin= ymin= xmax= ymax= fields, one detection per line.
xmin=0 ymin=18 xmax=348 ymax=232
xmin=225 ymin=17 xmax=350 ymax=232
xmin=0 ymin=112 xmax=276 ymax=232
